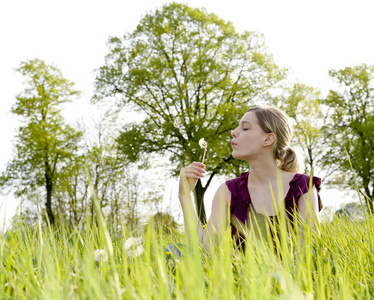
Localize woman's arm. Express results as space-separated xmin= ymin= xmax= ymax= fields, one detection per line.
xmin=297 ymin=186 xmax=320 ymax=244
xmin=179 ymin=162 xmax=231 ymax=252
xmin=298 ymin=186 xmax=319 ymax=222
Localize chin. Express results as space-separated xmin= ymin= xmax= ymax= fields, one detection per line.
xmin=232 ymin=151 xmax=243 ymax=160
xmin=232 ymin=150 xmax=252 ymax=161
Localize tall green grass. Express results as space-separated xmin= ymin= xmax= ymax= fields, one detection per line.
xmin=1 ymin=201 xmax=373 ymax=299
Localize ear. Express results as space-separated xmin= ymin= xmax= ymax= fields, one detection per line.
xmin=264 ymin=133 xmax=275 ymax=146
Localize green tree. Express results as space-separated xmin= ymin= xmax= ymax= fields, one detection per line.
xmin=85 ymin=119 xmax=129 ymax=226
xmin=323 ymin=64 xmax=374 ymax=211
xmin=280 ymin=83 xmax=337 ymax=179
xmin=82 ymin=115 xmax=157 ymax=233
xmin=53 ymin=152 xmax=88 ymax=226
xmin=334 ymin=202 xmax=364 ymax=220
xmin=144 ymin=212 xmax=179 ymax=236
xmin=0 ymin=59 xmax=81 ymax=225
xmin=93 ymin=3 xmax=284 ymax=224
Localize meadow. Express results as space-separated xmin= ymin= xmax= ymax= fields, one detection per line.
xmin=1 ymin=196 xmax=373 ymax=300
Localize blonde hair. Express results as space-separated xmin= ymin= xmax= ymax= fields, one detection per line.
xmin=247 ymin=106 xmax=300 ymax=173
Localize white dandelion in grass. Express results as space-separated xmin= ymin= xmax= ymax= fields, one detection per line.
xmin=124 ymin=237 xmax=142 ymax=249
xmin=124 ymin=237 xmax=144 ymax=257
xmin=199 ymin=138 xmax=208 ymax=164
xmin=93 ymin=249 xmax=108 ymax=263
xmin=128 ymin=245 xmax=144 ymax=257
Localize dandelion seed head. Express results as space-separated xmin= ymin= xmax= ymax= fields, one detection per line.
xmin=124 ymin=237 xmax=143 ymax=251
xmin=199 ymin=138 xmax=207 ymax=149
xmin=127 ymin=245 xmax=144 ymax=257
xmin=94 ymin=249 xmax=108 ymax=262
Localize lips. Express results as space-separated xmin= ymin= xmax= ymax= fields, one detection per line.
xmin=231 ymin=141 xmax=237 ymax=146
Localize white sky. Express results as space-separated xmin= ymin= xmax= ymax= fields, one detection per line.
xmin=1 ymin=0 xmax=373 ymax=228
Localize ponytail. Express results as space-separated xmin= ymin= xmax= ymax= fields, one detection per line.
xmin=277 ymin=147 xmax=300 ymax=173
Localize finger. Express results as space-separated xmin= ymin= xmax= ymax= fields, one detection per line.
xmin=180 ymin=164 xmax=205 ymax=178
xmin=180 ymin=167 xmax=203 ymax=177
xmin=189 ymin=164 xmax=206 ymax=174
xmin=185 ymin=167 xmax=205 ymax=178
xmin=181 ymin=172 xmax=199 ymax=177
xmin=183 ymin=171 xmax=204 ymax=179
xmin=191 ymin=161 xmax=206 ymax=169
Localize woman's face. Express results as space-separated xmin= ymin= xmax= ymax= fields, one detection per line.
xmin=231 ymin=111 xmax=271 ymax=160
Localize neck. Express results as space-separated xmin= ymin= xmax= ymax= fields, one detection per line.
xmin=248 ymin=156 xmax=280 ymax=185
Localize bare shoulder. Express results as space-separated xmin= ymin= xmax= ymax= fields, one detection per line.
xmin=298 ymin=185 xmax=319 ymax=220
xmin=282 ymin=171 xmax=297 ymax=182
xmin=212 ymin=183 xmax=231 ymax=206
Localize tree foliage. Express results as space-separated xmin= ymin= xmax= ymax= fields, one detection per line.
xmin=53 ymin=152 xmax=88 ymax=226
xmin=145 ymin=212 xmax=178 ymax=236
xmin=280 ymin=83 xmax=338 ymax=180
xmin=323 ymin=64 xmax=374 ymax=211
xmin=280 ymin=84 xmax=322 ymax=174
xmin=94 ymin=2 xmax=285 ymax=223
xmin=0 ymin=59 xmax=82 ymax=225
xmin=84 ymin=119 xmax=144 ymax=232
xmin=334 ymin=202 xmax=364 ymax=220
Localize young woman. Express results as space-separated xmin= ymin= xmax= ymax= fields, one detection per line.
xmin=178 ymin=106 xmax=323 ymax=252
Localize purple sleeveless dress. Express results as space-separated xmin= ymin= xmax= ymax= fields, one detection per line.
xmin=226 ymin=172 xmax=322 ymax=249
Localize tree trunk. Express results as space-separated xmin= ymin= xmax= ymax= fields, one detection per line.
xmin=45 ymin=165 xmax=55 ymax=226
xmin=194 ymin=171 xmax=219 ymax=225
xmin=307 ymin=147 xmax=314 ymax=175
xmin=194 ymin=179 xmax=207 ymax=225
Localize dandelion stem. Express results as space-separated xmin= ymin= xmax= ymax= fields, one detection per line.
xmin=202 ymin=148 xmax=207 ymax=164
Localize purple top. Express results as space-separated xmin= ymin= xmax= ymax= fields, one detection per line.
xmin=226 ymin=172 xmax=322 ymax=245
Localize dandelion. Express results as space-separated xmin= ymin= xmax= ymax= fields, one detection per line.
xmin=124 ymin=237 xmax=142 ymax=250
xmin=124 ymin=237 xmax=144 ymax=257
xmin=199 ymin=138 xmax=208 ymax=164
xmin=128 ymin=245 xmax=144 ymax=257
xmin=93 ymin=249 xmax=108 ymax=263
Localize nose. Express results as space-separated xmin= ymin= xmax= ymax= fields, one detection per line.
xmin=231 ymin=129 xmax=238 ymax=138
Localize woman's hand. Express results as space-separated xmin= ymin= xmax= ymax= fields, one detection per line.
xmin=179 ymin=162 xmax=205 ymax=196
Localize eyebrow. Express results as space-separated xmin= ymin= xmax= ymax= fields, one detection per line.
xmin=239 ymin=121 xmax=252 ymax=126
